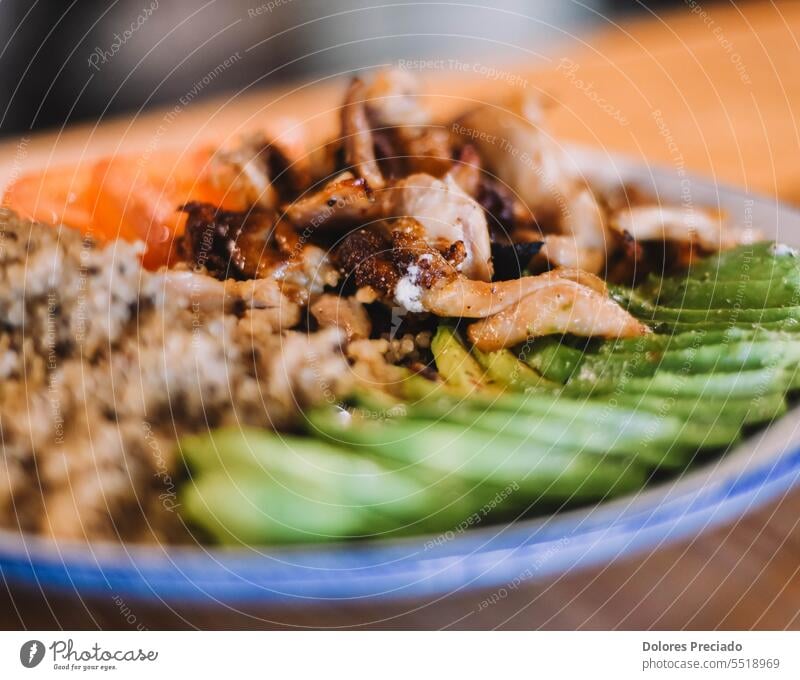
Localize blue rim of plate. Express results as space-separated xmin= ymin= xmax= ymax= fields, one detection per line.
xmin=2 ymin=152 xmax=800 ymax=606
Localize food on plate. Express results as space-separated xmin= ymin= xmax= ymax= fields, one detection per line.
xmin=0 ymin=68 xmax=791 ymax=546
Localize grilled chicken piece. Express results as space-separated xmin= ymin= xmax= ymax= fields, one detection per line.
xmin=335 ymin=224 xmax=639 ymax=349
xmin=537 ymin=234 xmax=606 ymax=275
xmin=455 ymin=95 xmax=610 ymax=273
xmin=179 ymin=202 xmax=275 ymax=280
xmin=342 ymin=78 xmax=386 ymax=189
xmin=284 ymin=171 xmax=380 ymax=231
xmin=339 ymin=69 xmax=452 ymax=190
xmin=455 ymin=94 xmax=571 ymax=219
xmin=418 ymin=267 xmax=607 ymax=318
xmin=467 ymin=281 xmax=649 ymax=351
xmin=363 ymin=68 xmax=452 ymax=177
xmin=336 ymin=227 xmax=403 ymax=301
xmin=363 ymin=68 xmax=430 ymax=128
xmin=387 ymin=173 xmax=492 ymax=281
xmin=287 ymin=167 xmax=492 ymax=282
xmin=610 ymin=205 xmax=749 ymax=251
xmin=448 ymin=145 xmax=482 ymax=197
xmin=178 ymin=202 xmax=338 ymax=300
xmin=310 ymin=294 xmax=372 ymax=341
xmin=210 ymin=124 xmax=312 ymax=210
xmin=154 ymin=269 xmax=301 ymax=328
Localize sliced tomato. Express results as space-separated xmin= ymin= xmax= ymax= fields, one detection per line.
xmin=5 ymin=145 xmax=252 ymax=269
xmin=90 ymin=146 xmax=258 ymax=268
xmin=3 ymin=165 xmax=96 ymax=234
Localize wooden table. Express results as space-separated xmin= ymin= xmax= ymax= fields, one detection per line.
xmin=3 ymin=0 xmax=800 ymax=629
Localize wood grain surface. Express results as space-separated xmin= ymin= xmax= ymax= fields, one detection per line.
xmin=3 ymin=0 xmax=800 ymax=630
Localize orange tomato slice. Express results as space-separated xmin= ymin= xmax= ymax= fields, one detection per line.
xmin=86 ymin=146 xmax=238 ymax=268
xmin=3 ymin=165 xmax=95 ymax=233
xmin=4 ymin=145 xmax=250 ymax=269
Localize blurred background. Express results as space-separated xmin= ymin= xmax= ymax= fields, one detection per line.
xmin=0 ymin=0 xmax=678 ymax=137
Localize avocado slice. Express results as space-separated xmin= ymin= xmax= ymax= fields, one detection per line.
xmin=181 ymin=427 xmax=480 ymax=531
xmin=686 ymin=242 xmax=798 ymax=280
xmin=602 ymin=392 xmax=786 ymax=427
xmin=431 ymin=325 xmax=488 ymax=389
xmin=522 ymin=337 xmax=586 ymax=383
xmin=651 ymin=318 xmax=800 ymax=334
xmin=579 ymin=340 xmax=800 ymax=379
xmin=643 ymin=275 xmax=800 ymax=309
xmin=613 ymin=287 xmax=800 ymax=325
xmin=471 ymin=346 xmax=559 ymax=391
xmin=307 ymin=407 xmax=647 ymax=500
xmin=570 ymin=364 xmax=797 ymax=398
xmin=597 ymin=328 xmax=790 ymax=353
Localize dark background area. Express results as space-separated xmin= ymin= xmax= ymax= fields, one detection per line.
xmin=0 ymin=0 xmax=679 ymax=137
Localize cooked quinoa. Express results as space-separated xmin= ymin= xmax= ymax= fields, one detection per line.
xmin=0 ymin=210 xmax=352 ymax=542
